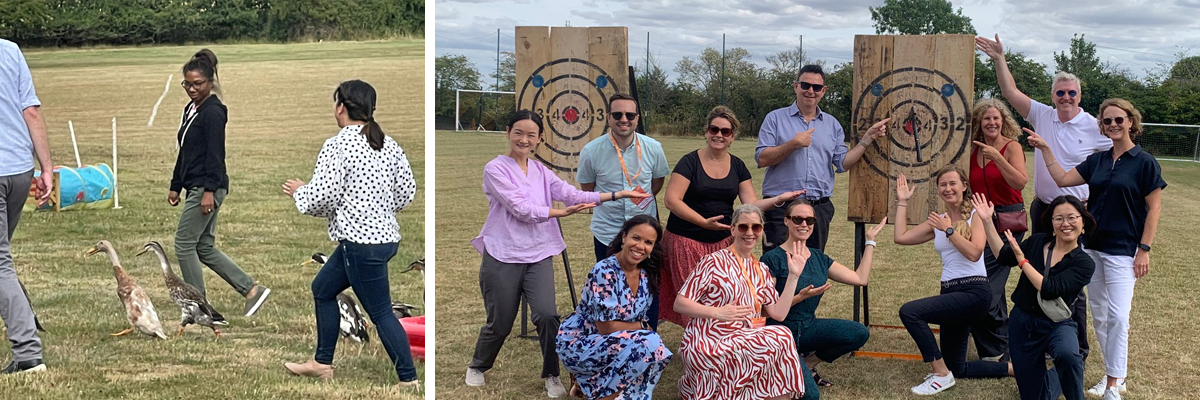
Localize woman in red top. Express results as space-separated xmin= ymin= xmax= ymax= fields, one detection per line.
xmin=967 ymin=98 xmax=1028 ymax=362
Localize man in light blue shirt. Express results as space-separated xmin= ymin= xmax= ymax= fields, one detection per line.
xmin=578 ymin=93 xmax=669 ymax=329
xmin=0 ymin=38 xmax=53 ymax=374
xmin=756 ymin=64 xmax=888 ymax=252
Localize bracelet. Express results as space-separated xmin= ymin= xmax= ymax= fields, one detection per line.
xmin=774 ymin=199 xmax=785 ymax=208
xmin=865 ymin=240 xmax=877 ymax=247
xmin=1017 ymin=258 xmax=1030 ymax=267
xmin=612 ymin=191 xmax=618 ymax=201
xmin=897 ymin=203 xmax=908 ymax=207
xmin=1046 ymin=160 xmax=1057 ymax=167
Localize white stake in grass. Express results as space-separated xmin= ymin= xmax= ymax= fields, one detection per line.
xmin=147 ymin=74 xmax=172 ymax=127
xmin=68 ymin=120 xmax=81 ymax=168
xmin=112 ymin=117 xmax=121 ymax=209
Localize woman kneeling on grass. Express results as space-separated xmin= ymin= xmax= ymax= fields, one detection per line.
xmin=556 ymin=215 xmax=673 ymax=400
xmin=893 ymin=166 xmax=1013 ymax=396
xmin=975 ymin=193 xmax=1095 ymax=400
xmin=281 ymin=80 xmax=419 ymax=387
xmin=760 ymin=199 xmax=886 ymax=399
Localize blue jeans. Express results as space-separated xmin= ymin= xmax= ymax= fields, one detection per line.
xmin=1009 ymin=306 xmax=1084 ymax=400
xmin=792 ymin=318 xmax=870 ymax=400
xmin=595 ymin=236 xmax=659 ymax=332
xmin=312 ymin=241 xmax=417 ymax=382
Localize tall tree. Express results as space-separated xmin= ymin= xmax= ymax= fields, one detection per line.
xmin=869 ymin=0 xmax=976 ymax=35
xmin=490 ymin=51 xmax=516 ymax=92
xmin=435 ymin=54 xmax=482 ymax=119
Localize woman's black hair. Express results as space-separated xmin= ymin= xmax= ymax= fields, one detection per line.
xmin=605 ymin=214 xmax=663 ymax=295
xmin=182 ymin=48 xmax=221 ymax=97
xmin=334 ymin=80 xmax=385 ymax=151
xmin=507 ymin=110 xmax=544 ymax=135
xmin=1042 ymin=195 xmax=1096 ymax=234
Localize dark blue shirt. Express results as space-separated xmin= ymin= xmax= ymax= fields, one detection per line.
xmin=760 ymin=246 xmax=834 ymax=334
xmin=1076 ymin=145 xmax=1166 ymax=257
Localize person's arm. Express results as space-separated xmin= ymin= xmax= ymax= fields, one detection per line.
xmin=842 ymin=118 xmax=890 ymax=170
xmin=931 ymin=212 xmax=986 ymax=262
xmin=392 ymin=147 xmax=416 ymax=213
xmin=975 ymin=140 xmax=1029 ymax=190
xmin=1025 ymin=128 xmax=1086 ymax=187
xmin=651 ymin=177 xmax=665 ymax=197
xmin=292 ymin=139 xmax=347 ymax=218
xmin=827 ymin=218 xmax=887 ymax=286
xmin=764 ymin=242 xmax=804 ymax=321
xmin=576 ymin=149 xmax=597 ymax=192
xmin=972 ymin=193 xmax=1007 ymax=253
xmin=757 ymin=128 xmax=813 ymax=168
xmin=663 ymin=173 xmax=727 ymax=230
xmin=1040 ymin=250 xmax=1095 ymax=300
xmin=740 ymin=180 xmax=803 ymax=212
xmin=893 ymin=174 xmax=936 ymax=245
xmin=1134 ymin=187 xmax=1163 ymax=278
xmin=976 ymin=35 xmax=1032 ymax=118
xmin=22 ymin=107 xmax=53 ymax=202
xmin=651 ymin=146 xmax=669 ymax=196
xmin=201 ymin=107 xmax=227 ymax=193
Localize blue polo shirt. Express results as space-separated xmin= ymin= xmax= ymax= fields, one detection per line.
xmin=577 ymin=133 xmax=670 ymax=244
xmin=1076 ymin=145 xmax=1167 ymax=257
xmin=755 ymin=104 xmax=848 ymax=198
xmin=0 ymin=39 xmax=41 ymax=176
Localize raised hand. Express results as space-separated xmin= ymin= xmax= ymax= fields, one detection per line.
xmin=975 ymin=34 xmax=1004 ymax=59
xmin=1004 ymin=230 xmax=1024 ymax=260
xmin=927 ymin=212 xmax=952 ymax=232
xmin=866 ymin=217 xmax=887 ymax=241
xmin=973 ymin=140 xmax=1003 ymax=162
xmin=862 ymin=118 xmax=892 ymax=144
xmin=896 ymin=173 xmax=914 ymax=202
xmin=1023 ymin=128 xmax=1049 ymax=150
xmin=971 ymin=193 xmax=994 ymax=220
xmin=787 ymin=240 xmax=810 ymax=276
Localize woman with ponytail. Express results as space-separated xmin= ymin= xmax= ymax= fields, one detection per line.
xmin=892 ymin=165 xmax=1013 ymax=395
xmin=282 ymin=80 xmax=419 ymax=387
xmin=168 ymin=48 xmax=272 ymax=317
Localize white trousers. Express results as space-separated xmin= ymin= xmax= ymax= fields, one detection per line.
xmin=1086 ymin=249 xmax=1136 ymax=378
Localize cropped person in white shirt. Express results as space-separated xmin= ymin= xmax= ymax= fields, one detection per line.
xmin=281 ymin=80 xmax=419 ymax=387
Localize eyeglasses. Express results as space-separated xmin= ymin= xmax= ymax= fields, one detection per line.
xmin=797 ymin=81 xmax=825 ymax=92
xmin=1052 ymin=214 xmax=1081 ymax=225
xmin=786 ymin=216 xmax=818 ymax=226
xmin=735 ymin=223 xmax=764 ymax=233
xmin=180 ymin=80 xmax=208 ymax=90
xmin=609 ymin=111 xmax=638 ymax=121
xmin=1055 ymin=89 xmax=1078 ymax=98
xmin=707 ymin=125 xmax=733 ymax=137
xmin=1102 ymin=117 xmax=1126 ymax=126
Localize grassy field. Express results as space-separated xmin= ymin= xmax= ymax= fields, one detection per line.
xmin=435 ymin=130 xmax=1200 ymax=399
xmin=0 ymin=41 xmax=425 ymax=399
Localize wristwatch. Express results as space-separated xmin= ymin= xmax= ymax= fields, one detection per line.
xmin=1138 ymin=243 xmax=1152 ymax=252
xmin=945 ymin=227 xmax=956 ymax=236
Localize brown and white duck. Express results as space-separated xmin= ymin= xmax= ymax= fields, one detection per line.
xmin=301 ymin=253 xmax=370 ymax=343
xmin=136 ymin=241 xmax=227 ymax=338
xmin=86 ymin=240 xmax=167 ymax=339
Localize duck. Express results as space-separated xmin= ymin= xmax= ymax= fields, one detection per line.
xmin=86 ymin=240 xmax=167 ymax=340
xmin=136 ymin=241 xmax=227 ymax=338
xmin=301 ymin=253 xmax=370 ymax=343
xmin=392 ymin=302 xmax=418 ymax=319
xmin=403 ymin=258 xmax=424 ymax=275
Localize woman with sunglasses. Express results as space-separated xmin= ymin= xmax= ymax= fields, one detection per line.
xmin=973 ymin=193 xmax=1096 ymax=400
xmin=1026 ymin=98 xmax=1165 ymax=400
xmin=674 ymin=204 xmax=807 ymax=400
xmin=466 ymin=110 xmax=650 ymax=397
xmin=556 ymin=215 xmax=673 ymax=400
xmin=759 ymin=200 xmax=886 ymax=398
xmin=168 ymin=49 xmax=272 ymax=316
xmin=894 ymin=166 xmax=1013 ymax=396
xmin=659 ymin=106 xmax=804 ymax=328
xmin=282 ymin=80 xmax=419 ymax=387
xmin=967 ymin=98 xmax=1029 ymax=363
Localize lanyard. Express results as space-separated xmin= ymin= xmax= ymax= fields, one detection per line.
xmin=609 ymin=134 xmax=643 ymax=186
xmin=728 ymin=246 xmax=762 ymax=314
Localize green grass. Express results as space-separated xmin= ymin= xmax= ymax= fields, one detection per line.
xmin=0 ymin=41 xmax=425 ymax=399
xmin=435 ymin=131 xmax=1200 ymax=399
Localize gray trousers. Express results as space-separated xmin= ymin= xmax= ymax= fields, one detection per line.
xmin=0 ymin=170 xmax=42 ymax=362
xmin=176 ymin=187 xmax=254 ymax=297
xmin=469 ymin=251 xmax=560 ymax=378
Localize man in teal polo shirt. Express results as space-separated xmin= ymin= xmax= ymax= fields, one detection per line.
xmin=578 ymin=93 xmax=669 ymax=329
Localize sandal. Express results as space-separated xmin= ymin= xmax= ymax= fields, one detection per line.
xmin=812 ymin=367 xmax=833 ymax=387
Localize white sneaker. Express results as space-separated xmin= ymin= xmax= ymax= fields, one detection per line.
xmin=1101 ymin=387 xmax=1122 ymax=400
xmin=981 ymin=355 xmax=1003 ymax=362
xmin=911 ymin=372 xmax=955 ymax=395
xmin=465 ymin=368 xmax=485 ymax=387
xmin=545 ymin=376 xmax=567 ymax=398
xmin=1087 ymin=379 xmax=1126 ymax=397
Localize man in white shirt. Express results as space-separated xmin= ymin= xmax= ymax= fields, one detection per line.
xmin=977 ymin=34 xmax=1112 ymax=365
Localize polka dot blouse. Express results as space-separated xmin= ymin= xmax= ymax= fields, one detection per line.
xmin=293 ymin=125 xmax=416 ymax=244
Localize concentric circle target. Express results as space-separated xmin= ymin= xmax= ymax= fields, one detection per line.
xmin=518 ymin=58 xmax=620 ymax=173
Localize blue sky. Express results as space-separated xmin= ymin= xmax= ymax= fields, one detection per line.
xmin=435 ymin=0 xmax=1199 ymax=86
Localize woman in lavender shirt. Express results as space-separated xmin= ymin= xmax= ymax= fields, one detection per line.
xmin=466 ymin=110 xmax=650 ymax=397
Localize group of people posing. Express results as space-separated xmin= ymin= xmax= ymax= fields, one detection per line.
xmin=465 ymin=35 xmax=1164 ymax=400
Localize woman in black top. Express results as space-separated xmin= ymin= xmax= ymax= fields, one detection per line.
xmin=975 ymin=193 xmax=1095 ymax=400
xmin=657 ymin=106 xmax=803 ymax=328
xmin=168 ymin=49 xmax=270 ymax=317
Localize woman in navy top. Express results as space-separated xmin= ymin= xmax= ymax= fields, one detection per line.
xmin=1026 ymin=98 xmax=1166 ymax=399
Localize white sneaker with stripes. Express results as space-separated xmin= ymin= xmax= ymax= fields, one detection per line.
xmin=911 ymin=372 xmax=956 ymax=395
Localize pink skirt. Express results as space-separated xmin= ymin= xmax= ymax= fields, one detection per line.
xmin=658 ymin=230 xmax=733 ymax=328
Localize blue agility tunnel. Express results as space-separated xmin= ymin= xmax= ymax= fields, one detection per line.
xmin=23 ymin=164 xmax=115 ymax=212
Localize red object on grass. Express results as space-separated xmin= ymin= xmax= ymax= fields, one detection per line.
xmin=400 ymin=316 xmax=425 ymax=360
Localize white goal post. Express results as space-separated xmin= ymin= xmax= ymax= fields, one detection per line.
xmin=455 ymin=89 xmax=515 ymax=132
xmin=1140 ymin=123 xmax=1200 ymax=163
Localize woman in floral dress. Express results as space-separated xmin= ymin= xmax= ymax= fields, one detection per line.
xmin=557 ymin=215 xmax=673 ymax=400
xmin=674 ymin=204 xmax=807 ymax=400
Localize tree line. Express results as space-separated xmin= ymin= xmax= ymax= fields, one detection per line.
xmin=436 ymin=0 xmax=1199 ymax=156
xmin=0 ymin=0 xmax=424 ymax=46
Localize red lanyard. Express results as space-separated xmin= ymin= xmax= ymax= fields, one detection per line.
xmin=609 ymin=134 xmax=643 ymax=186
xmin=728 ymin=246 xmax=762 ymax=314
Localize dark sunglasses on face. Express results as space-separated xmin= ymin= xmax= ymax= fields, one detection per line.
xmin=786 ymin=216 xmax=818 ymax=226
xmin=798 ymin=81 xmax=825 ymax=92
xmin=610 ymin=111 xmax=638 ymax=121
xmin=1102 ymin=117 xmax=1126 ymax=125
xmin=180 ymin=80 xmax=208 ymax=90
xmin=707 ymin=125 xmax=733 ymax=137
xmin=1055 ymin=89 xmax=1078 ymax=98
xmin=736 ymin=223 xmax=764 ymax=234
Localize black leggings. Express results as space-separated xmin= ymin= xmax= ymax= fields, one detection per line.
xmin=899 ymin=280 xmax=1009 ymax=378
